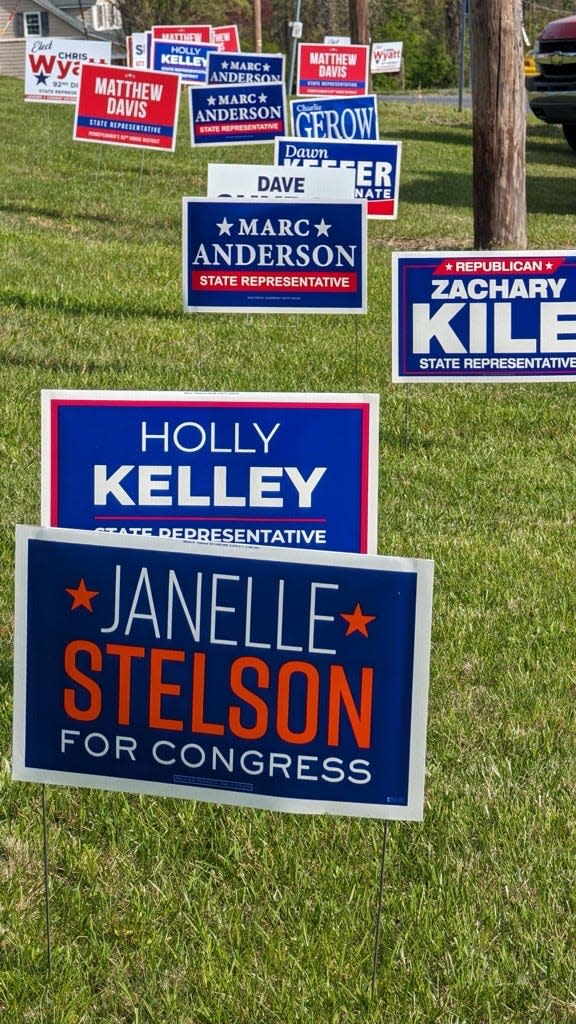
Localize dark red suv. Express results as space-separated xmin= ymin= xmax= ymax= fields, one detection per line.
xmin=526 ymin=14 xmax=576 ymax=152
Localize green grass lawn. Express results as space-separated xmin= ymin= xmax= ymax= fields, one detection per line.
xmin=1 ymin=76 xmax=576 ymax=1023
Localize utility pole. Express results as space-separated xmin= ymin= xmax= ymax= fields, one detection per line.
xmin=253 ymin=0 xmax=262 ymax=53
xmin=348 ymin=0 xmax=369 ymax=44
xmin=470 ymin=0 xmax=527 ymax=248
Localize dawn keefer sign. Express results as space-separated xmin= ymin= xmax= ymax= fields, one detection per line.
xmin=297 ymin=43 xmax=369 ymax=96
xmin=183 ymin=198 xmax=367 ymax=313
xmin=73 ymin=65 xmax=181 ymax=151
xmin=392 ymin=250 xmax=576 ymax=382
xmin=41 ymin=390 xmax=378 ymax=553
xmin=13 ymin=528 xmax=434 ymax=820
xmin=275 ymin=137 xmax=402 ymax=218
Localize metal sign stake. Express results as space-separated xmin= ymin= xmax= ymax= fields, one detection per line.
xmin=370 ymin=820 xmax=389 ymax=997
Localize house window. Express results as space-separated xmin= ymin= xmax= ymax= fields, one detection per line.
xmin=92 ymin=1 xmax=122 ymax=31
xmin=24 ymin=11 xmax=42 ymax=35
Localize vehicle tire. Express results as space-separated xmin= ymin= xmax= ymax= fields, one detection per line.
xmin=562 ymin=123 xmax=576 ymax=153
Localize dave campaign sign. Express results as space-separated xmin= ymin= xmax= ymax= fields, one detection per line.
xmin=13 ymin=527 xmax=433 ymax=819
xmin=189 ymin=82 xmax=287 ymax=146
xmin=392 ymin=251 xmax=576 ymax=382
xmin=297 ymin=43 xmax=369 ymax=96
xmin=25 ymin=38 xmax=110 ymax=103
xmin=41 ymin=390 xmax=379 ymax=553
xmin=275 ymin=137 xmax=402 ymax=218
xmin=74 ymin=64 xmax=181 ymax=150
xmin=290 ymin=95 xmax=378 ymax=141
xmin=183 ymin=198 xmax=367 ymax=313
xmin=207 ymin=162 xmax=355 ymax=200
xmin=207 ymin=51 xmax=284 ymax=85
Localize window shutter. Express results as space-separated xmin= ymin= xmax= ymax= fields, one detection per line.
xmin=14 ymin=12 xmax=24 ymax=36
xmin=40 ymin=12 xmax=49 ymax=34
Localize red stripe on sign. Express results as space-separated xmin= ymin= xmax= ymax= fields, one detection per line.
xmin=192 ymin=271 xmax=358 ymax=292
xmin=368 ymin=199 xmax=395 ymax=216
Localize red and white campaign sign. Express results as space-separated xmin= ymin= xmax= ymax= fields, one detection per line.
xmin=371 ymin=42 xmax=403 ymax=74
xmin=152 ymin=24 xmax=212 ymax=43
xmin=24 ymin=38 xmax=110 ymax=103
xmin=297 ymin=43 xmax=369 ymax=96
xmin=213 ymin=25 xmax=240 ymax=52
xmin=73 ymin=64 xmax=181 ymax=151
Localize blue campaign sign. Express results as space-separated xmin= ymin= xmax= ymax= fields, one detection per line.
xmin=41 ymin=391 xmax=379 ymax=553
xmin=275 ymin=136 xmax=402 ymax=219
xmin=207 ymin=51 xmax=285 ymax=85
xmin=393 ymin=250 xmax=576 ymax=382
xmin=152 ymin=40 xmax=216 ymax=83
xmin=290 ymin=95 xmax=378 ymax=141
xmin=189 ymin=82 xmax=287 ymax=146
xmin=183 ymin=198 xmax=367 ymax=313
xmin=13 ymin=527 xmax=434 ymax=819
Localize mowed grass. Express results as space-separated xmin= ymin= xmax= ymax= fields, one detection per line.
xmin=1 ymin=75 xmax=576 ymax=1023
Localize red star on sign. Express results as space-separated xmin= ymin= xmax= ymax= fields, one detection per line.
xmin=340 ymin=602 xmax=376 ymax=637
xmin=65 ymin=578 xmax=99 ymax=612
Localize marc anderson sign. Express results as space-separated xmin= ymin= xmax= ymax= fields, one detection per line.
xmin=13 ymin=527 xmax=433 ymax=819
xmin=183 ymin=198 xmax=367 ymax=313
xmin=41 ymin=390 xmax=379 ymax=552
xmin=392 ymin=250 xmax=576 ymax=382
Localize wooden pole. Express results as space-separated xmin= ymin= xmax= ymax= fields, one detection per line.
xmin=470 ymin=0 xmax=527 ymax=248
xmin=253 ymin=0 xmax=262 ymax=54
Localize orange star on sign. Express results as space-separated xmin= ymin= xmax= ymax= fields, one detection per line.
xmin=340 ymin=602 xmax=376 ymax=637
xmin=65 ymin=578 xmax=99 ymax=612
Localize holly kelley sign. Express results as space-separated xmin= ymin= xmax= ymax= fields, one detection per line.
xmin=182 ymin=198 xmax=367 ymax=313
xmin=13 ymin=527 xmax=434 ymax=819
xmin=392 ymin=250 xmax=576 ymax=382
xmin=41 ymin=390 xmax=379 ymax=553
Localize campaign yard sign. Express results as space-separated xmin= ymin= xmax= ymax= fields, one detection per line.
xmin=183 ymin=198 xmax=367 ymax=314
xmin=152 ymin=24 xmax=212 ymax=44
xmin=290 ymin=95 xmax=378 ymax=141
xmin=189 ymin=82 xmax=287 ymax=146
xmin=128 ymin=32 xmax=150 ymax=70
xmin=207 ymin=52 xmax=284 ymax=85
xmin=297 ymin=43 xmax=369 ymax=96
xmin=392 ymin=250 xmax=576 ymax=382
xmin=73 ymin=64 xmax=181 ymax=151
xmin=275 ymin=137 xmax=402 ymax=219
xmin=207 ymin=162 xmax=355 ymax=201
xmin=371 ymin=42 xmax=403 ymax=75
xmin=13 ymin=527 xmax=434 ymax=820
xmin=24 ymin=38 xmax=111 ymax=103
xmin=152 ymin=40 xmax=216 ymax=84
xmin=212 ymin=25 xmax=241 ymax=52
xmin=41 ymin=390 xmax=379 ymax=553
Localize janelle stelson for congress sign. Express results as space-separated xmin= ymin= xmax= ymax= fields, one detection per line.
xmin=13 ymin=528 xmax=433 ymax=820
